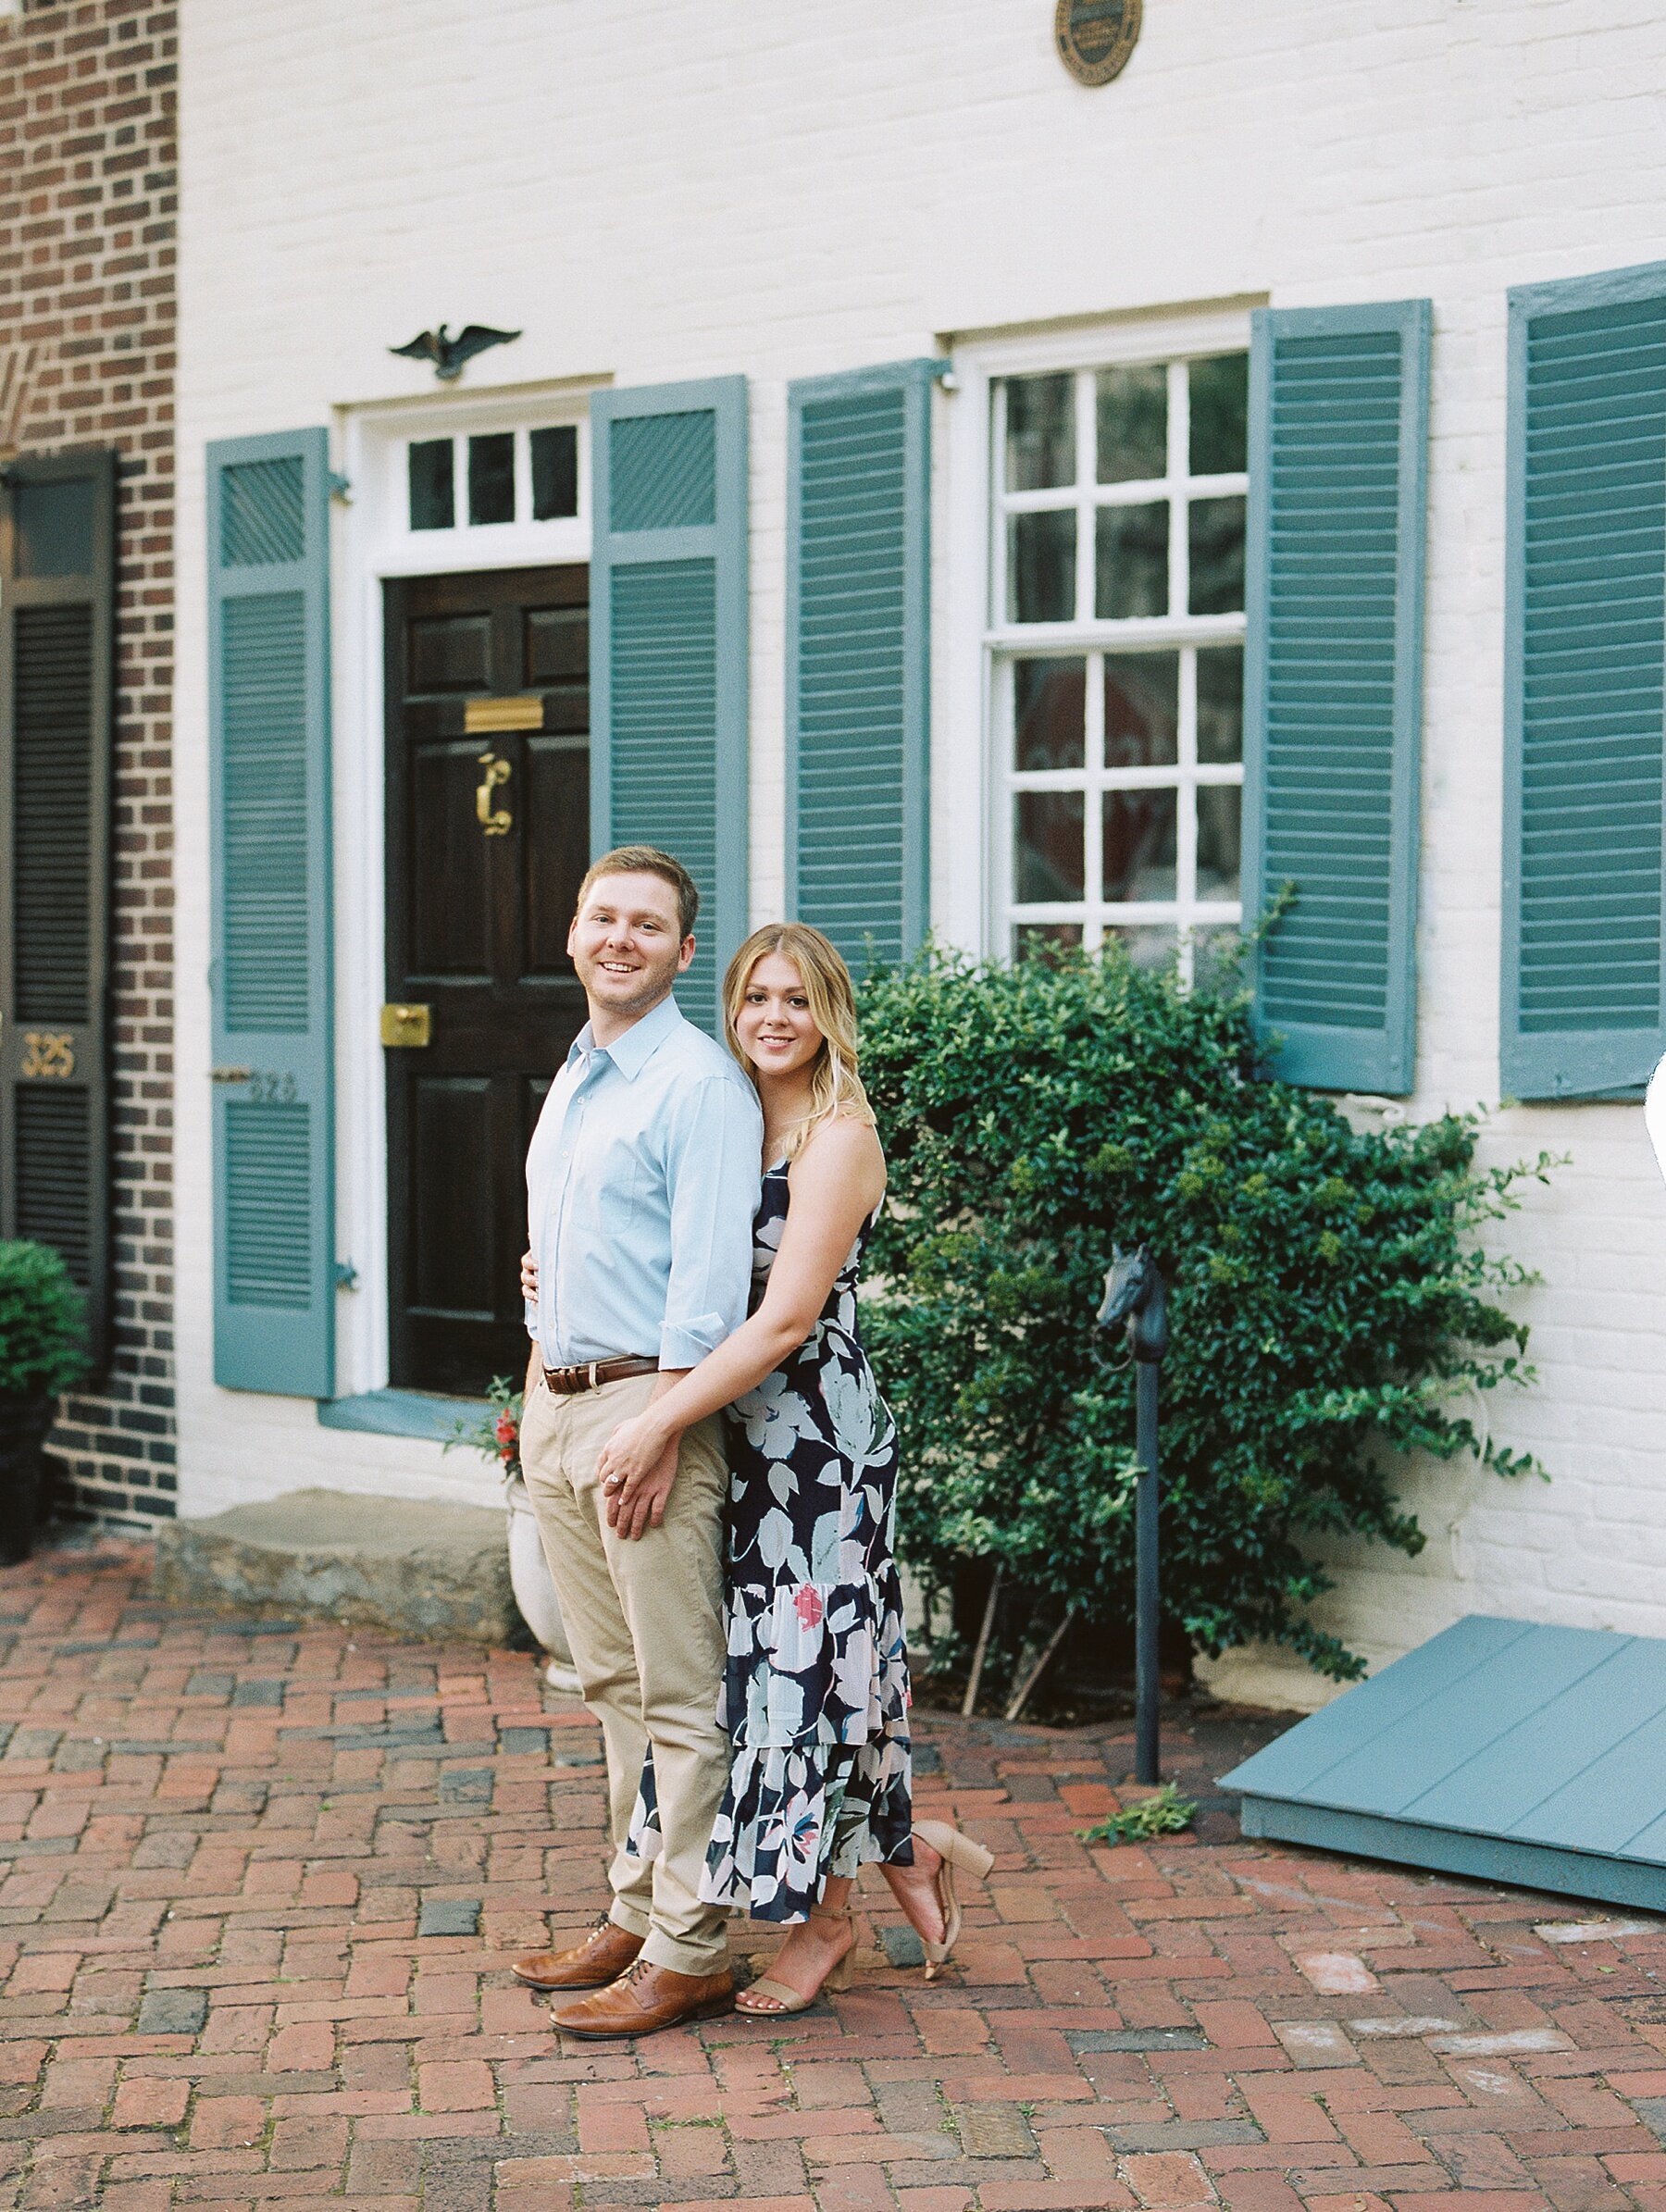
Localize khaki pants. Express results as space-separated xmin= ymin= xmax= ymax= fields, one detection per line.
xmin=518 ymin=1371 xmax=731 ymax=1975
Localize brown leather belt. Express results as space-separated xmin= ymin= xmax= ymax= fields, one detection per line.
xmin=539 ymin=1354 xmax=659 ymax=1398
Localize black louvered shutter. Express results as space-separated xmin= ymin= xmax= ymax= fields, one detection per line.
xmin=0 ymin=452 xmax=115 ymax=1371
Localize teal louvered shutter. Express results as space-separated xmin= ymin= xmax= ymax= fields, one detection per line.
xmin=207 ymin=430 xmax=335 ymax=1395
xmin=589 ymin=378 xmax=748 ymax=1032
xmin=1502 ymin=264 xmax=1666 ymax=1099
xmin=1243 ymin=300 xmax=1430 ymax=1093
xmin=0 ymin=451 xmax=116 ymax=1373
xmin=786 ymin=359 xmax=936 ymax=968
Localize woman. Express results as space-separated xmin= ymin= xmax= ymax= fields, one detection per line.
xmin=594 ymin=924 xmax=992 ymax=2015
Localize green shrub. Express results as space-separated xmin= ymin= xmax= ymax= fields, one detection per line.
xmin=0 ymin=1242 xmax=89 ymax=1401
xmin=857 ymin=945 xmax=1551 ymax=1685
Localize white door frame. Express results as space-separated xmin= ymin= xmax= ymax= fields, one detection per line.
xmin=332 ymin=380 xmax=603 ymax=1397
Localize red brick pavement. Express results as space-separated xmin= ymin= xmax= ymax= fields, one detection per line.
xmin=0 ymin=1536 xmax=1662 ymax=2211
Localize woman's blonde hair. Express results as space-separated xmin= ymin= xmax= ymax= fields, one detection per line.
xmin=722 ymin=924 xmax=877 ymax=1161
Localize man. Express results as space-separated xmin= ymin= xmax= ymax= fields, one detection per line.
xmin=511 ymin=846 xmax=761 ymax=2036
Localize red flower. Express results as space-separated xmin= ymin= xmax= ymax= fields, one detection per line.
xmin=792 ymin=1586 xmax=824 ymax=1630
xmin=495 ymin=1412 xmax=517 ymax=1446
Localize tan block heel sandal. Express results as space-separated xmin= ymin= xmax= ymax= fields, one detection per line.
xmin=736 ymin=1904 xmax=858 ymax=2017
xmin=911 ymin=1820 xmax=996 ymax=1981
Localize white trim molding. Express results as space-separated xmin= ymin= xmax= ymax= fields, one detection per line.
xmin=947 ymin=303 xmax=1255 ymax=975
xmin=330 ymin=380 xmax=601 ymax=1399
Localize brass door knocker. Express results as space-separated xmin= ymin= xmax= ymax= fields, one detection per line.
xmin=475 ymin=751 xmax=512 ymax=836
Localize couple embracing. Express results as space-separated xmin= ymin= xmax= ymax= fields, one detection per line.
xmin=509 ymin=844 xmax=991 ymax=2037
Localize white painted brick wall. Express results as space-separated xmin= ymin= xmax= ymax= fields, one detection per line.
xmin=177 ymin=0 xmax=1666 ymax=1693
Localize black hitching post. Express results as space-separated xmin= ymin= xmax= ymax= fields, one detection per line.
xmin=1097 ymin=1245 xmax=1170 ymax=1787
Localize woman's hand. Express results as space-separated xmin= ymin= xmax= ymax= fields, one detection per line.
xmin=597 ymin=1411 xmax=680 ymax=1539
xmin=596 ymin=1409 xmax=671 ymax=1490
xmin=521 ymin=1249 xmax=539 ymax=1301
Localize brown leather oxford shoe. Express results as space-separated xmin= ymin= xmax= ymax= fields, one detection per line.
xmin=549 ymin=1957 xmax=734 ymax=2038
xmin=510 ymin=1917 xmax=643 ymax=1991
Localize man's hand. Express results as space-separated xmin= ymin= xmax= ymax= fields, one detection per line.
xmin=522 ymin=1254 xmax=542 ymax=1404
xmin=606 ymin=1427 xmax=679 ymax=1541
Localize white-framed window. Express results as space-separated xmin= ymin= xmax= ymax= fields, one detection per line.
xmin=405 ymin=421 xmax=581 ymax=535
xmin=988 ymin=343 xmax=1249 ymax=978
xmin=352 ymin=390 xmax=595 ymax=578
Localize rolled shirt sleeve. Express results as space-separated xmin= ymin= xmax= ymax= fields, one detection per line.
xmin=658 ymin=1074 xmax=763 ymax=1370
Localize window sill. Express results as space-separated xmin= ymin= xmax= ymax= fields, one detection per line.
xmin=317 ymin=1388 xmax=481 ymax=1442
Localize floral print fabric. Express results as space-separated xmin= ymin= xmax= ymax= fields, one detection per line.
xmin=627 ymin=1160 xmax=914 ymax=1922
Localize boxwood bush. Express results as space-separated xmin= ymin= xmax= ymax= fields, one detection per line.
xmin=0 ymin=1241 xmax=88 ymax=1402
xmin=857 ymin=945 xmax=1550 ymax=1687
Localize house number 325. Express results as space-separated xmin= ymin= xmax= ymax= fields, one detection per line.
xmin=20 ymin=1032 xmax=75 ymax=1079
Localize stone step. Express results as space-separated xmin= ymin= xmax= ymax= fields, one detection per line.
xmin=152 ymin=1488 xmax=523 ymax=1647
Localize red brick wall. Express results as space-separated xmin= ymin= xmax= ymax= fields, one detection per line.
xmin=0 ymin=0 xmax=177 ymax=1521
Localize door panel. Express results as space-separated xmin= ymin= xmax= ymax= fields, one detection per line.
xmin=385 ymin=565 xmax=589 ymax=1393
xmin=526 ymin=604 xmax=589 ymax=692
xmin=408 ymin=741 xmax=494 ymax=978
xmin=409 ymin=612 xmax=492 ymax=691
xmin=408 ymin=1075 xmax=494 ymax=1316
xmin=524 ymin=737 xmax=591 ymax=977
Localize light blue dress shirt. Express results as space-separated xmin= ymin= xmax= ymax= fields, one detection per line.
xmin=525 ymin=993 xmax=764 ymax=1371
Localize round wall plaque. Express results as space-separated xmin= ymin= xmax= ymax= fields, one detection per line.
xmin=1054 ymin=0 xmax=1142 ymax=87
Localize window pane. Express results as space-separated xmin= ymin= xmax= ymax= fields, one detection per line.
xmin=408 ymin=439 xmax=454 ymax=530
xmin=1095 ymin=503 xmax=1168 ymax=618
xmin=1015 ymin=789 xmax=1085 ymax=901
xmin=1197 ymin=645 xmax=1244 ymax=764
xmin=1197 ymin=785 xmax=1242 ymax=902
xmin=1015 ymin=922 xmax=1083 ymax=960
xmin=1104 ymin=652 xmax=1178 ymax=768
xmin=530 ymin=425 xmax=578 ymax=519
xmin=468 ymin=432 xmax=516 ymax=525
xmin=1103 ymin=788 xmax=1177 ymax=902
xmin=1107 ymin=925 xmax=1177 ymax=972
xmin=1008 ymin=508 xmax=1075 ymax=623
xmin=1188 ymin=495 xmax=1246 ymax=615
xmin=1096 ymin=364 xmax=1166 ymax=484
xmin=1014 ymin=658 xmax=1086 ymax=770
xmin=1191 ymin=924 xmax=1242 ymax=988
xmin=1005 ymin=372 xmax=1075 ymax=491
xmin=1189 ymin=354 xmax=1249 ymax=476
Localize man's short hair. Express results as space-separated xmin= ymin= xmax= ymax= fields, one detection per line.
xmin=574 ymin=846 xmax=699 ymax=940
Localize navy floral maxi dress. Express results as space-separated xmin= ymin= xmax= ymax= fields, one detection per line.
xmin=627 ymin=1159 xmax=914 ymax=1921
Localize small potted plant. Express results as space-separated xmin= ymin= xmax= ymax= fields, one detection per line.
xmin=0 ymin=1242 xmax=89 ymax=1563
xmin=448 ymin=1377 xmax=579 ymax=1688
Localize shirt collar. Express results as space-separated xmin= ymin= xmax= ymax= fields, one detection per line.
xmin=568 ymin=991 xmax=684 ymax=1081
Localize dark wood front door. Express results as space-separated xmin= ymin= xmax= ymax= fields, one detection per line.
xmin=384 ymin=565 xmax=589 ymax=1395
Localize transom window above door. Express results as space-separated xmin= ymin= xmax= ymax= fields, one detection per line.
xmin=406 ymin=423 xmax=581 ymax=533
xmin=990 ymin=352 xmax=1249 ymax=979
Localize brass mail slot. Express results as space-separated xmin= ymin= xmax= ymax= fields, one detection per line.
xmin=464 ymin=694 xmax=543 ymax=735
xmin=380 ymin=1002 xmax=432 ymax=1048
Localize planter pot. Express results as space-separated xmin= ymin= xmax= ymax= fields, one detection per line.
xmin=0 ymin=1394 xmax=53 ymax=1566
xmin=504 ymin=1473 xmax=582 ymax=1693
